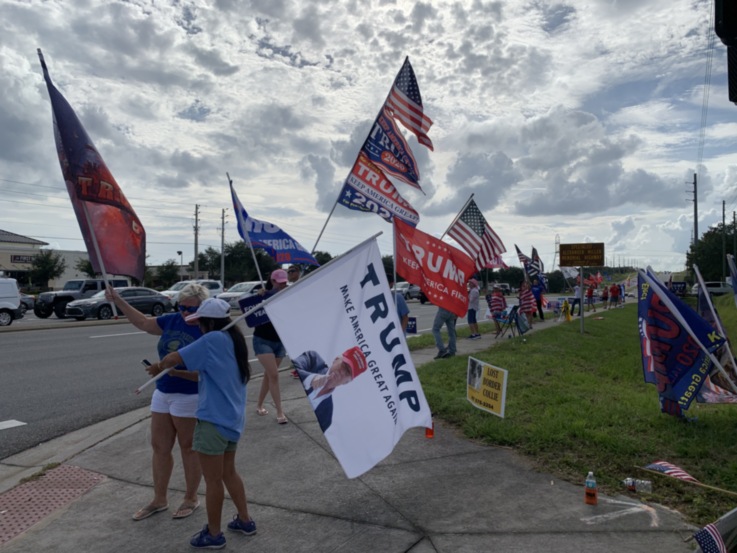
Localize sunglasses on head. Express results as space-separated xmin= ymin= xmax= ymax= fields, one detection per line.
xmin=178 ymin=305 xmax=198 ymax=313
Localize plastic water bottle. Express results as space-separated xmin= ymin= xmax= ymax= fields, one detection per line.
xmin=584 ymin=471 xmax=598 ymax=505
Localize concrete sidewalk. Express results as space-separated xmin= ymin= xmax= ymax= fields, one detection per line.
xmin=0 ymin=308 xmax=698 ymax=552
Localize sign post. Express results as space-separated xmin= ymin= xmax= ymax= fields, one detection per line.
xmin=560 ymin=243 xmax=605 ymax=334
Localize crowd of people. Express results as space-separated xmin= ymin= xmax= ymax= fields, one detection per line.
xmin=114 ymin=264 xmax=628 ymax=548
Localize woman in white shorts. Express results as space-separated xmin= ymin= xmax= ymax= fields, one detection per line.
xmin=106 ymin=282 xmax=208 ymax=521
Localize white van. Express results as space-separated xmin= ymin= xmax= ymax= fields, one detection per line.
xmin=691 ymin=281 xmax=732 ymax=296
xmin=0 ymin=278 xmax=23 ymax=326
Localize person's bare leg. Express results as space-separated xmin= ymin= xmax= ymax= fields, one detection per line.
xmin=172 ymin=415 xmax=201 ymax=504
xmin=198 ymin=452 xmax=225 ymax=535
xmin=149 ymin=412 xmax=176 ymax=507
xmin=223 ymin=451 xmax=251 ymax=522
xmin=257 ymin=353 xmax=285 ymax=419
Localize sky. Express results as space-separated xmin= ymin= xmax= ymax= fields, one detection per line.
xmin=2 ymin=0 xmax=737 ymax=274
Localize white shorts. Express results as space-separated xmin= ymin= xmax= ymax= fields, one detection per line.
xmin=150 ymin=389 xmax=199 ymax=418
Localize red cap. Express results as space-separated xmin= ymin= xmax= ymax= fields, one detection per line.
xmin=341 ymin=346 xmax=367 ymax=380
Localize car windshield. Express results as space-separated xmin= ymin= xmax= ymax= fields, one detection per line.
xmin=168 ymin=282 xmax=188 ymax=291
xmin=228 ymin=282 xmax=254 ymax=293
xmin=63 ymin=281 xmax=84 ymax=291
xmin=91 ymin=290 xmax=107 ymax=299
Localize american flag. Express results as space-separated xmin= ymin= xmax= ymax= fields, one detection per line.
xmin=447 ymin=199 xmax=506 ymax=270
xmin=643 ymin=460 xmax=699 ymax=483
xmin=694 ymin=523 xmax=727 ymax=553
xmin=694 ymin=507 xmax=737 ymax=553
xmin=385 ymin=57 xmax=434 ymax=151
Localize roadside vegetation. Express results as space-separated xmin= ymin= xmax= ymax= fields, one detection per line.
xmin=414 ymin=295 xmax=737 ymax=525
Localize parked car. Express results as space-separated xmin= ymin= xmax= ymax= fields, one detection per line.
xmin=194 ymin=279 xmax=224 ymax=299
xmin=690 ymin=281 xmax=732 ymax=296
xmin=34 ymin=278 xmax=130 ymax=319
xmin=19 ymin=293 xmax=35 ymax=316
xmin=391 ymin=281 xmax=422 ymax=301
xmin=65 ymin=287 xmax=173 ymax=320
xmin=160 ymin=281 xmax=190 ymax=305
xmin=218 ymin=281 xmax=264 ymax=309
xmin=0 ymin=277 xmax=22 ymax=326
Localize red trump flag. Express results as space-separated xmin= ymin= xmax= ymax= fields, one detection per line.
xmin=394 ymin=219 xmax=475 ymax=317
xmin=38 ymin=50 xmax=145 ymax=282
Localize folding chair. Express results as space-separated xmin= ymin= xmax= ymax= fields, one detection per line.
xmin=515 ymin=307 xmax=531 ymax=335
xmin=495 ymin=305 xmax=519 ymax=338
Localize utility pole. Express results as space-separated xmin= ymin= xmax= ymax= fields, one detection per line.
xmin=220 ymin=208 xmax=227 ymax=289
xmin=691 ymin=173 xmax=698 ymax=246
xmin=723 ymin=200 xmax=727 ymax=282
xmin=194 ymin=204 xmax=200 ymax=277
xmin=733 ymin=211 xmax=736 ymax=257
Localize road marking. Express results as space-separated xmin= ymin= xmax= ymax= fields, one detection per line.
xmin=0 ymin=419 xmax=27 ymax=430
xmin=90 ymin=331 xmax=146 ymax=338
xmin=581 ymin=498 xmax=659 ymax=527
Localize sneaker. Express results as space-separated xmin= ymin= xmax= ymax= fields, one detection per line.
xmin=433 ymin=352 xmax=446 ymax=360
xmin=227 ymin=514 xmax=257 ymax=536
xmin=441 ymin=351 xmax=455 ymax=358
xmin=190 ymin=525 xmax=226 ymax=549
xmin=470 ymin=334 xmax=481 ymax=340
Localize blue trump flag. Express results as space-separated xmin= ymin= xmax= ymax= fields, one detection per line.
xmin=638 ymin=269 xmax=725 ymax=411
xmin=230 ymin=182 xmax=319 ymax=266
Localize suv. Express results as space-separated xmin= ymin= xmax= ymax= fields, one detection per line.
xmin=0 ymin=278 xmax=23 ymax=326
xmin=161 ymin=279 xmax=224 ymax=307
xmin=34 ymin=278 xmax=130 ymax=319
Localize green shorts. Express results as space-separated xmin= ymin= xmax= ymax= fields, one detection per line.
xmin=193 ymin=420 xmax=238 ymax=455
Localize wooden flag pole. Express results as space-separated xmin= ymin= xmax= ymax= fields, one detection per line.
xmin=635 ymin=466 xmax=737 ymax=498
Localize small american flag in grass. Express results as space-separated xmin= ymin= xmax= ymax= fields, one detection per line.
xmin=643 ymin=460 xmax=699 ymax=483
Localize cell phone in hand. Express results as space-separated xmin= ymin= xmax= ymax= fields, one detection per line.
xmin=141 ymin=359 xmax=152 ymax=368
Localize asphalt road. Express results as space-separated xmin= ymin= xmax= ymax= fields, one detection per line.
xmin=0 ymin=299 xmax=450 ymax=460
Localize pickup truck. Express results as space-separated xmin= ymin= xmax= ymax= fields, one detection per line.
xmin=34 ymin=278 xmax=130 ymax=319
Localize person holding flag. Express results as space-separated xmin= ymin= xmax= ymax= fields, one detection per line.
xmin=531 ymin=278 xmax=545 ymax=321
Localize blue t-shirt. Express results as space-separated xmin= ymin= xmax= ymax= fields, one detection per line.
xmin=155 ymin=313 xmax=202 ymax=395
xmin=179 ymin=331 xmax=246 ymax=442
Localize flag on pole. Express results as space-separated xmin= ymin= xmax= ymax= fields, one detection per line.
xmin=230 ymin=182 xmax=319 ymax=266
xmin=394 ymin=219 xmax=475 ymax=318
xmin=643 ymin=460 xmax=699 ymax=483
xmin=338 ymin=152 xmax=419 ymax=226
xmin=694 ymin=506 xmax=737 ymax=553
xmin=384 ymin=57 xmax=434 ymax=151
xmin=637 ymin=270 xmax=725 ymax=411
xmin=530 ymin=247 xmax=547 ymax=290
xmin=38 ymin=50 xmax=145 ymax=282
xmin=262 ymin=238 xmax=431 ymax=478
xmin=447 ymin=198 xmax=506 ymax=271
xmin=362 ymin=107 xmax=422 ymax=190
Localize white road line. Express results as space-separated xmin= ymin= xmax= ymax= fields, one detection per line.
xmin=0 ymin=420 xmax=27 ymax=430
xmin=90 ymin=331 xmax=147 ymax=338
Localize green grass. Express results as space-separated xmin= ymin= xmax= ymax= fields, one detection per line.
xmin=416 ymin=299 xmax=737 ymax=525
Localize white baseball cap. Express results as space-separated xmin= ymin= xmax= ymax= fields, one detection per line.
xmin=185 ymin=297 xmax=231 ymax=321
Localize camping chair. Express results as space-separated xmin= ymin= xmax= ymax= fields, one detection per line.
xmin=515 ymin=308 xmax=531 ymax=335
xmin=495 ymin=305 xmax=520 ymax=338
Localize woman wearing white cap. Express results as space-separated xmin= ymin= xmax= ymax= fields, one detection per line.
xmin=146 ymin=297 xmax=256 ymax=550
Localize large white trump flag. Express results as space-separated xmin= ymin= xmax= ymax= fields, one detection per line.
xmin=263 ymin=238 xmax=432 ymax=478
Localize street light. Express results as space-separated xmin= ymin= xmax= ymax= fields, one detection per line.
xmin=177 ymin=251 xmax=183 ymax=281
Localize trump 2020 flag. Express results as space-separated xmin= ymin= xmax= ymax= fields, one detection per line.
xmin=38 ymin=50 xmax=145 ymax=282
xmin=338 ymin=152 xmax=420 ymax=227
xmin=638 ymin=269 xmax=725 ymax=410
xmin=230 ymin=181 xmax=319 ymax=266
xmin=263 ymin=238 xmax=431 ymax=478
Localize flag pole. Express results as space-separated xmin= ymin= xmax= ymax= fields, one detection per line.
xmin=635 ymin=466 xmax=737 ymax=498
xmin=693 ymin=264 xmax=737 ymax=391
xmin=228 ymin=174 xmax=265 ymax=286
xmin=311 ymin=195 xmax=340 ymax=254
xmin=440 ymin=193 xmax=474 ymax=241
